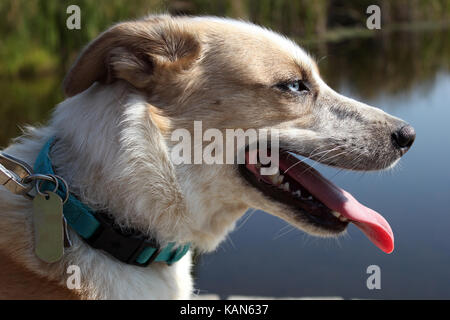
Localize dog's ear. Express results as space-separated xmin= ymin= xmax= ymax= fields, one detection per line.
xmin=63 ymin=20 xmax=201 ymax=97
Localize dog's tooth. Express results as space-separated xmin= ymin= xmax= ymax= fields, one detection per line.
xmin=269 ymin=175 xmax=279 ymax=184
xmin=277 ymin=175 xmax=284 ymax=185
xmin=339 ymin=216 xmax=348 ymax=222
xmin=331 ymin=211 xmax=341 ymax=218
xmin=282 ymin=182 xmax=290 ymax=192
xmin=268 ymin=170 xmax=280 ymax=184
xmin=292 ymin=190 xmax=302 ymax=197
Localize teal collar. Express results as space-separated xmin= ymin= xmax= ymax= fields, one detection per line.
xmin=34 ymin=138 xmax=190 ymax=266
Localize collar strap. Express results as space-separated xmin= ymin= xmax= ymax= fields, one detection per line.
xmin=33 ymin=138 xmax=190 ymax=267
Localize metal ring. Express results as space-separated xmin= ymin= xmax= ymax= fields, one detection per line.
xmin=29 ymin=174 xmax=59 ymax=198
xmin=24 ymin=173 xmax=70 ymax=204
xmin=49 ymin=174 xmax=70 ymax=205
xmin=23 ymin=173 xmax=57 ymax=184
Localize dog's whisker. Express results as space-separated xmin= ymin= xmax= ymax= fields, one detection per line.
xmin=273 ymin=225 xmax=296 ymax=240
xmin=275 ymin=222 xmax=294 ymax=233
xmin=226 ymin=235 xmax=236 ymax=250
xmin=236 ymin=208 xmax=257 ymax=230
xmin=307 ymin=145 xmax=340 ymax=159
xmin=283 ymin=158 xmax=304 ymax=175
xmin=293 ymin=146 xmax=344 ymax=175
xmin=282 ymin=144 xmax=341 ymax=175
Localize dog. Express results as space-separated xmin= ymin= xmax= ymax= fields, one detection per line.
xmin=0 ymin=15 xmax=415 ymax=299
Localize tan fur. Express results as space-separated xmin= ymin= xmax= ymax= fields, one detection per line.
xmin=148 ymin=105 xmax=172 ymax=135
xmin=0 ymin=15 xmax=410 ymax=299
xmin=0 ymin=250 xmax=80 ymax=299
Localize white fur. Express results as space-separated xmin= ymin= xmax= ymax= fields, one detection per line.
xmin=0 ymin=82 xmax=193 ymax=299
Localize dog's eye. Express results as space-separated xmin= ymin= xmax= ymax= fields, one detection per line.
xmin=277 ymin=80 xmax=310 ymax=94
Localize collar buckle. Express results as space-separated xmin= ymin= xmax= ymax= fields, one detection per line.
xmin=85 ymin=211 xmax=161 ymax=267
xmin=0 ymin=152 xmax=33 ymax=196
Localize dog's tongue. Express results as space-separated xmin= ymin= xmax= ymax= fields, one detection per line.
xmin=279 ymin=156 xmax=394 ymax=254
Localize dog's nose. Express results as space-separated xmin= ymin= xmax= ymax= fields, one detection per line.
xmin=392 ymin=124 xmax=415 ymax=150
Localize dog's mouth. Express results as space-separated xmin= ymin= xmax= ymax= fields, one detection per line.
xmin=239 ymin=149 xmax=394 ymax=254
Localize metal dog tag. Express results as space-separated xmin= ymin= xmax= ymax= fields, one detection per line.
xmin=32 ymin=191 xmax=64 ymax=263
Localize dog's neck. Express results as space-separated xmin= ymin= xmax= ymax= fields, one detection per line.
xmin=46 ymin=82 xmax=187 ymax=247
xmin=0 ymin=82 xmax=249 ymax=299
xmin=47 ymin=82 xmax=249 ymax=252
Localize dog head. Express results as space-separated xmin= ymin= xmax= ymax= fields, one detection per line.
xmin=61 ymin=15 xmax=414 ymax=253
